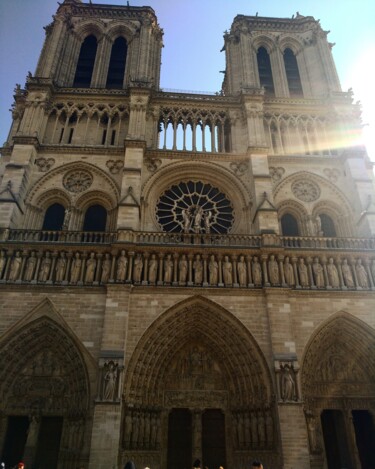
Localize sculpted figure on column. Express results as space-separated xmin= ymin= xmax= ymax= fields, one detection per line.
xmin=252 ymin=256 xmax=262 ymax=286
xmin=164 ymin=254 xmax=173 ymax=283
xmin=179 ymin=254 xmax=188 ymax=284
xmin=148 ymin=254 xmax=158 ymax=283
xmin=39 ymin=252 xmax=52 ymax=282
xmin=9 ymin=251 xmax=22 ymax=281
xmin=341 ymin=258 xmax=354 ymax=287
xmin=103 ymin=362 xmax=117 ymax=401
xmin=312 ymin=257 xmax=324 ymax=287
xmin=101 ymin=253 xmax=111 ymax=283
xmin=204 ymin=210 xmax=213 ymax=233
xmin=327 ymin=258 xmax=340 ymax=287
xmin=208 ymin=254 xmax=218 ymax=285
xmin=24 ymin=251 xmax=37 ymax=281
xmin=85 ymin=252 xmax=96 ymax=283
xmin=268 ymin=254 xmax=279 ymax=285
xmin=356 ymin=259 xmax=369 ymax=288
xmin=193 ymin=206 xmax=203 ymax=233
xmin=298 ymin=258 xmax=309 ymax=287
xmin=116 ymin=250 xmax=128 ymax=282
xmin=280 ymin=365 xmax=297 ymax=401
xmin=237 ymin=255 xmax=247 ymax=286
xmin=284 ymin=257 xmax=294 ymax=286
xmin=55 ymin=252 xmax=67 ymax=282
xmin=182 ymin=208 xmax=191 ymax=233
xmin=193 ymin=254 xmax=203 ymax=284
xmin=222 ymin=255 xmax=233 ymax=286
xmin=70 ymin=252 xmax=82 ymax=283
xmin=133 ymin=253 xmax=143 ymax=283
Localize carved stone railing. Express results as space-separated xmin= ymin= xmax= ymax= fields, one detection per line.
xmin=3 ymin=229 xmax=118 ymax=244
xmin=282 ymin=236 xmax=375 ymax=250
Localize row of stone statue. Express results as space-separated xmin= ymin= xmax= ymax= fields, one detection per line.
xmin=124 ymin=407 xmax=162 ymax=450
xmin=0 ymin=249 xmax=374 ymax=289
xmin=232 ymin=408 xmax=274 ymax=449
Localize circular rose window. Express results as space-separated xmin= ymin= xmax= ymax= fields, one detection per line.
xmin=156 ymin=181 xmax=234 ymax=234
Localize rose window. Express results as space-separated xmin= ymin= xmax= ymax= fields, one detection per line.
xmin=156 ymin=181 xmax=234 ymax=234
xmin=63 ymin=170 xmax=93 ymax=193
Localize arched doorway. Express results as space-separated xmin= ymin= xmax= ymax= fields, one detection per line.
xmin=0 ymin=313 xmax=91 ymax=469
xmin=121 ymin=297 xmax=279 ymax=469
xmin=301 ymin=314 xmax=375 ymax=469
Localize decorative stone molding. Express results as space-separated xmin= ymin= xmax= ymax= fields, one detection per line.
xmin=323 ymin=168 xmax=340 ymax=182
xmin=106 ymin=159 xmax=124 ymax=174
xmin=229 ymin=161 xmax=248 ymax=176
xmin=291 ymin=179 xmax=320 ymax=202
xmin=63 ymin=170 xmax=93 ymax=193
xmin=269 ymin=166 xmax=285 ymax=184
xmin=144 ymin=157 xmax=161 ymax=173
xmin=35 ymin=157 xmax=55 ymax=172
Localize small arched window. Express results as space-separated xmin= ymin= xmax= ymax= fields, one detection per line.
xmin=257 ymin=47 xmax=274 ymax=95
xmin=283 ymin=48 xmax=303 ymax=97
xmin=83 ymin=204 xmax=107 ymax=232
xmin=42 ymin=203 xmax=65 ymax=231
xmin=106 ymin=37 xmax=127 ymax=88
xmin=73 ymin=35 xmax=98 ymax=88
xmin=281 ymin=213 xmax=299 ymax=236
xmin=319 ymin=213 xmax=336 ymax=237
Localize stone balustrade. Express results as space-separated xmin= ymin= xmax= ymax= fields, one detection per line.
xmin=0 ymin=243 xmax=374 ymax=291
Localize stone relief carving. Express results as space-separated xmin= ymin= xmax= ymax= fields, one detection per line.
xmin=63 ymin=170 xmax=93 ymax=193
xmin=291 ymin=179 xmax=320 ymax=202
xmin=269 ymin=166 xmax=285 ymax=184
xmin=229 ymin=161 xmax=248 ymax=176
xmin=144 ymin=157 xmax=161 ymax=173
xmin=123 ymin=406 xmax=161 ymax=450
xmin=323 ymin=168 xmax=340 ymax=183
xmin=35 ymin=157 xmax=55 ymax=172
xmin=275 ymin=360 xmax=299 ymax=403
xmin=106 ymin=159 xmax=124 ymax=174
xmin=103 ymin=361 xmax=118 ymax=401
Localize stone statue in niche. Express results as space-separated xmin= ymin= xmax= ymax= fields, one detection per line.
xmin=148 ymin=254 xmax=158 ymax=283
xmin=101 ymin=253 xmax=111 ymax=283
xmin=0 ymin=250 xmax=6 ymax=278
xmin=116 ymin=250 xmax=128 ymax=282
xmin=204 ymin=210 xmax=213 ymax=233
xmin=252 ymin=256 xmax=262 ymax=286
xmin=356 ymin=259 xmax=369 ymax=288
xmin=133 ymin=254 xmax=143 ymax=283
xmin=85 ymin=252 xmax=96 ymax=283
xmin=70 ymin=252 xmax=81 ymax=283
xmin=208 ymin=255 xmax=218 ymax=285
xmin=179 ymin=254 xmax=188 ymax=284
xmin=268 ymin=254 xmax=279 ymax=285
xmin=103 ymin=361 xmax=118 ymax=401
xmin=237 ymin=255 xmax=247 ymax=286
xmin=312 ymin=257 xmax=324 ymax=287
xmin=62 ymin=206 xmax=71 ymax=230
xmin=284 ymin=257 xmax=295 ymax=286
xmin=164 ymin=254 xmax=173 ymax=283
xmin=193 ymin=206 xmax=203 ymax=233
xmin=327 ymin=258 xmax=340 ymax=287
xmin=182 ymin=208 xmax=191 ymax=233
xmin=298 ymin=258 xmax=309 ymax=287
xmin=315 ymin=215 xmax=323 ymax=236
xmin=306 ymin=413 xmax=321 ymax=453
xmin=341 ymin=258 xmax=354 ymax=287
xmin=9 ymin=251 xmax=22 ymax=281
xmin=38 ymin=252 xmax=52 ymax=282
xmin=193 ymin=254 xmax=203 ymax=284
xmin=55 ymin=252 xmax=67 ymax=282
xmin=280 ymin=364 xmax=297 ymax=401
xmin=222 ymin=255 xmax=233 ymax=285
xmin=24 ymin=251 xmax=37 ymax=281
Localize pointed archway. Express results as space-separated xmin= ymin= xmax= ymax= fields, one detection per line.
xmin=121 ymin=296 xmax=280 ymax=469
xmin=0 ymin=299 xmax=95 ymax=469
xmin=301 ymin=312 xmax=375 ymax=469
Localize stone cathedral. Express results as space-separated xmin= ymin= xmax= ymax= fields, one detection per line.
xmin=0 ymin=1 xmax=375 ymax=468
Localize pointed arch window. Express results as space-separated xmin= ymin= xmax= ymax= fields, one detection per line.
xmin=42 ymin=203 xmax=65 ymax=231
xmin=73 ymin=35 xmax=98 ymax=88
xmin=257 ymin=47 xmax=274 ymax=95
xmin=283 ymin=48 xmax=303 ymax=97
xmin=106 ymin=37 xmax=128 ymax=89
xmin=83 ymin=204 xmax=107 ymax=232
xmin=281 ymin=213 xmax=299 ymax=236
xmin=319 ymin=213 xmax=336 ymax=237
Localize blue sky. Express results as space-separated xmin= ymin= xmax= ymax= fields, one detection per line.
xmin=1 ymin=0 xmax=374 ymax=158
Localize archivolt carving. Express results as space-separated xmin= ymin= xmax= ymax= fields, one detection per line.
xmin=72 ymin=18 xmax=107 ymax=41
xmin=123 ymin=296 xmax=273 ymax=409
xmin=278 ymin=36 xmax=304 ymax=55
xmin=301 ymin=313 xmax=375 ymax=399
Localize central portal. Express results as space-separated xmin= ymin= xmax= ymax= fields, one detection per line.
xmin=167 ymin=408 xmax=226 ymax=469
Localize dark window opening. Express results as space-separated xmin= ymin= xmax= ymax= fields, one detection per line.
xmin=167 ymin=408 xmax=192 ymax=469
xmin=2 ymin=416 xmax=29 ymax=468
xmin=102 ymin=129 xmax=107 ymax=145
xmin=284 ymin=48 xmax=303 ymax=97
xmin=42 ymin=203 xmax=65 ymax=231
xmin=68 ymin=128 xmax=74 ymax=144
xmin=83 ymin=204 xmax=107 ymax=232
xmin=106 ymin=37 xmax=127 ymax=89
xmin=321 ymin=410 xmax=352 ymax=469
xmin=281 ymin=213 xmax=299 ymax=236
xmin=319 ymin=213 xmax=337 ymax=237
xmin=352 ymin=410 xmax=375 ymax=469
xmin=111 ymin=130 xmax=116 ymax=146
xmin=257 ymin=47 xmax=274 ymax=95
xmin=34 ymin=417 xmax=63 ymax=469
xmin=59 ymin=128 xmax=64 ymax=143
xmin=73 ymin=35 xmax=97 ymax=88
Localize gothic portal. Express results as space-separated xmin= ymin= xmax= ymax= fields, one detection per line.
xmin=0 ymin=2 xmax=375 ymax=469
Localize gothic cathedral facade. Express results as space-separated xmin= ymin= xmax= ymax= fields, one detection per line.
xmin=0 ymin=1 xmax=374 ymax=469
